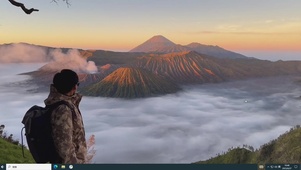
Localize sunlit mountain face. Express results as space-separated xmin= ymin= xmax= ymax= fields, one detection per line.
xmin=80 ymin=67 xmax=180 ymax=98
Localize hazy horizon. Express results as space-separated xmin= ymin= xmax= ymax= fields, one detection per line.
xmin=1 ymin=41 xmax=300 ymax=62
xmin=1 ymin=63 xmax=301 ymax=163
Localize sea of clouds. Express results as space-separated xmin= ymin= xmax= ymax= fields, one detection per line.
xmin=1 ymin=63 xmax=301 ymax=163
xmin=1 ymin=43 xmax=301 ymax=163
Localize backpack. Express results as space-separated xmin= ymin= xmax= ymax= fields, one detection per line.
xmin=21 ymin=101 xmax=73 ymax=163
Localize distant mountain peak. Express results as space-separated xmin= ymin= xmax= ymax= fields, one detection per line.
xmin=147 ymin=35 xmax=174 ymax=43
xmin=129 ymin=35 xmax=175 ymax=52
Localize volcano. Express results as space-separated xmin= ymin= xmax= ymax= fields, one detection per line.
xmin=80 ymin=67 xmax=180 ymax=98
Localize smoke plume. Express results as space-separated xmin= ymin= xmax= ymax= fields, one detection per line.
xmin=45 ymin=49 xmax=98 ymax=73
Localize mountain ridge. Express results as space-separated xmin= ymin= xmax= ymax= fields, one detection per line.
xmin=129 ymin=35 xmax=249 ymax=59
xmin=21 ymin=45 xmax=301 ymax=98
xmin=186 ymin=42 xmax=247 ymax=59
xmin=6 ymin=39 xmax=301 ymax=98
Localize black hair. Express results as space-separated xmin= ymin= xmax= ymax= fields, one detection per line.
xmin=53 ymin=69 xmax=79 ymax=94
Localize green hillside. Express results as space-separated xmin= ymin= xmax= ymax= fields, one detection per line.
xmin=0 ymin=138 xmax=34 ymax=163
xmin=198 ymin=148 xmax=256 ymax=164
xmin=196 ymin=126 xmax=301 ymax=164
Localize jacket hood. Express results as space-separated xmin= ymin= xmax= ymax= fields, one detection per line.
xmin=44 ymin=85 xmax=82 ymax=107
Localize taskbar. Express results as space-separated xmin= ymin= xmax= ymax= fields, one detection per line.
xmin=0 ymin=164 xmax=300 ymax=170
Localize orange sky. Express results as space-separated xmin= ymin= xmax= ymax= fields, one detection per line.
xmin=0 ymin=0 xmax=300 ymax=54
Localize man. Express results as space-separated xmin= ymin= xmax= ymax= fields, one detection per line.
xmin=44 ymin=69 xmax=87 ymax=163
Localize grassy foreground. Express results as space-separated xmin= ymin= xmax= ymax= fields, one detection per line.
xmin=0 ymin=138 xmax=34 ymax=163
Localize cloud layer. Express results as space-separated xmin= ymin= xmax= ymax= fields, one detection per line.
xmin=0 ymin=43 xmax=48 ymax=63
xmin=1 ymin=64 xmax=301 ymax=163
xmin=0 ymin=44 xmax=98 ymax=73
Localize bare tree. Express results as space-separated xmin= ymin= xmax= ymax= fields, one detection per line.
xmin=8 ymin=0 xmax=70 ymax=15
xmin=52 ymin=0 xmax=71 ymax=7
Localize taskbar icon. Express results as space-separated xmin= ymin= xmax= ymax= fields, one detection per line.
xmin=53 ymin=164 xmax=74 ymax=170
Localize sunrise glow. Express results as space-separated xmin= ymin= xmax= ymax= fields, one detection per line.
xmin=0 ymin=0 xmax=300 ymax=58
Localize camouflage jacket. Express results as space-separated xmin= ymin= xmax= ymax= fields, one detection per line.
xmin=44 ymin=85 xmax=87 ymax=164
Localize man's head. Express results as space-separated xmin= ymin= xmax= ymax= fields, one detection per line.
xmin=53 ymin=69 xmax=79 ymax=95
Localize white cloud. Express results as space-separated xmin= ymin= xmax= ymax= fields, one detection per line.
xmin=265 ymin=20 xmax=274 ymax=24
xmin=0 ymin=44 xmax=98 ymax=74
xmin=0 ymin=43 xmax=48 ymax=63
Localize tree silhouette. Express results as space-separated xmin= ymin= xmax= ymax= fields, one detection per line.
xmin=8 ymin=0 xmax=39 ymax=14
xmin=8 ymin=0 xmax=70 ymax=15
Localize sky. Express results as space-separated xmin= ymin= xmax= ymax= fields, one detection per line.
xmin=2 ymin=63 xmax=301 ymax=163
xmin=0 ymin=0 xmax=301 ymax=60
